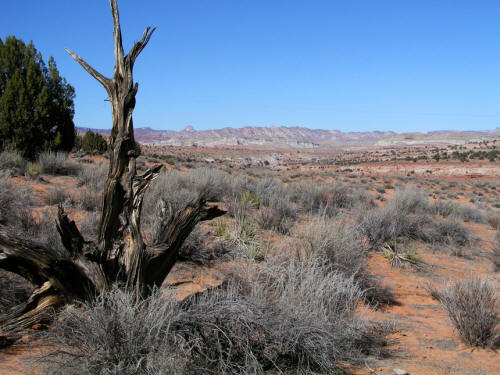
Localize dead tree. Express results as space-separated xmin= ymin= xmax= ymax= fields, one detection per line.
xmin=0 ymin=0 xmax=224 ymax=335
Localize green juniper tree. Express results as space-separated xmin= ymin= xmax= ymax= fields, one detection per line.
xmin=0 ymin=36 xmax=75 ymax=159
xmin=81 ymin=129 xmax=108 ymax=153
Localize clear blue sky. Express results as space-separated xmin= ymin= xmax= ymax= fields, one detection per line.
xmin=2 ymin=1 xmax=500 ymax=133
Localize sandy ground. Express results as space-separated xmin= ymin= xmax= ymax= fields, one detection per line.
xmin=1 ymin=148 xmax=499 ymax=375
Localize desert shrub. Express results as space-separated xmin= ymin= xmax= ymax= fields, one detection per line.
xmin=143 ymin=168 xmax=229 ymax=229
xmin=228 ymin=173 xmax=256 ymax=198
xmin=142 ymin=170 xmax=197 ymax=243
xmin=188 ymin=167 xmax=229 ymax=202
xmin=296 ymin=215 xmax=367 ymax=276
xmin=37 ymin=151 xmax=81 ymax=176
xmin=432 ymin=218 xmax=474 ymax=247
xmin=81 ymin=130 xmax=108 ymax=153
xmin=240 ymin=190 xmax=261 ymax=209
xmin=360 ymin=188 xmax=473 ymax=250
xmin=430 ymin=277 xmax=499 ymax=348
xmin=254 ymin=177 xmax=287 ymax=207
xmin=386 ymin=187 xmax=431 ymax=215
xmin=226 ymin=193 xmax=253 ymax=219
xmin=253 ymin=177 xmax=296 ymax=231
xmin=457 ymin=205 xmax=485 ymax=223
xmin=39 ymin=288 xmax=185 ymax=375
xmin=228 ymin=177 xmax=295 ymax=234
xmin=433 ymin=200 xmax=459 ymax=217
xmin=351 ymin=189 xmax=377 ymax=211
xmin=485 ymin=210 xmax=500 ymax=230
xmin=75 ymin=188 xmax=101 ymax=212
xmin=39 ymin=259 xmax=388 ymax=375
xmin=76 ymin=161 xmax=108 ymax=191
xmin=177 ymin=226 xmax=219 ymax=265
xmin=490 ymin=231 xmax=500 ymax=272
xmin=291 ymin=180 xmax=333 ymax=215
xmin=295 ymin=215 xmax=394 ymax=305
xmin=359 ymin=206 xmax=432 ymax=246
xmin=291 ymin=181 xmax=367 ymax=216
xmin=178 ymin=258 xmax=386 ymax=374
xmin=255 ymin=206 xmax=292 ymax=234
xmin=78 ymin=210 xmax=100 ymax=242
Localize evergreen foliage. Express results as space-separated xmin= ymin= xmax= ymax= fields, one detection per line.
xmin=81 ymin=130 xmax=108 ymax=153
xmin=0 ymin=36 xmax=75 ymax=159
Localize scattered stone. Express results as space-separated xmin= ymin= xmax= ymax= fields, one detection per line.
xmin=393 ymin=369 xmax=409 ymax=375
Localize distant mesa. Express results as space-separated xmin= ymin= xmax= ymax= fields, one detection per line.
xmin=76 ymin=125 xmax=500 ymax=149
xmin=181 ymin=125 xmax=196 ymax=132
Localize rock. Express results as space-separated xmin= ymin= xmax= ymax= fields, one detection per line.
xmin=164 ymin=262 xmax=226 ymax=301
xmin=393 ymin=368 xmax=409 ymax=375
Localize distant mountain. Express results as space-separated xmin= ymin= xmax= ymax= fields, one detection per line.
xmin=76 ymin=125 xmax=500 ymax=148
xmin=375 ymin=129 xmax=500 ymax=146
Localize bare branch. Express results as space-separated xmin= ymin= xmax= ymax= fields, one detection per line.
xmin=56 ymin=206 xmax=84 ymax=258
xmin=144 ymin=198 xmax=225 ymax=287
xmin=0 ymin=227 xmax=58 ymax=286
xmin=126 ymin=26 xmax=157 ymax=67
xmin=0 ymin=227 xmax=99 ymax=300
xmin=0 ymin=281 xmax=63 ymax=334
xmin=110 ymin=0 xmax=125 ymax=75
xmin=132 ymin=164 xmax=163 ymax=200
xmin=65 ymin=48 xmax=111 ymax=92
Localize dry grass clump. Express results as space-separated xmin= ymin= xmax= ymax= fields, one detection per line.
xmin=45 ymin=186 xmax=69 ymax=206
xmin=226 ymin=176 xmax=296 ymax=234
xmin=1 ymin=171 xmax=66 ymax=254
xmin=38 ymin=259 xmax=388 ymax=375
xmin=0 ymin=149 xmax=26 ymax=175
xmin=0 ymin=171 xmax=35 ymax=231
xmin=252 ymin=177 xmax=296 ymax=233
xmin=429 ymin=277 xmax=499 ymax=348
xmin=37 ymin=151 xmax=81 ymax=176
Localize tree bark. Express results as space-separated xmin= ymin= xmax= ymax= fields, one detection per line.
xmin=0 ymin=0 xmax=225 ymax=339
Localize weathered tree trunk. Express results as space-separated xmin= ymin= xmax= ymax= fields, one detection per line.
xmin=0 ymin=0 xmax=224 ymax=338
